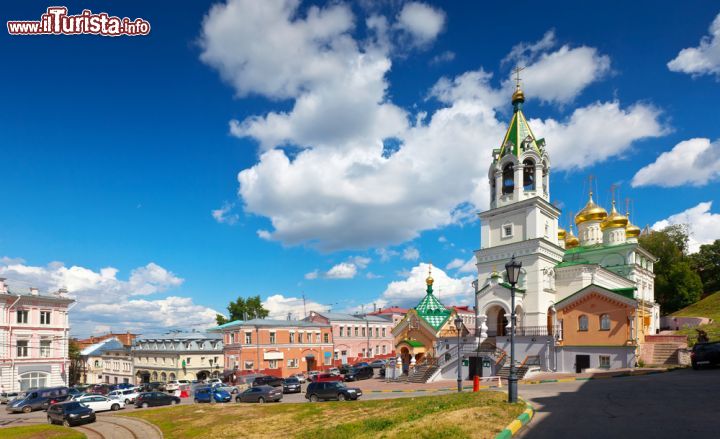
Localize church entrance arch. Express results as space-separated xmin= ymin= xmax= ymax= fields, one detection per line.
xmin=485 ymin=305 xmax=509 ymax=336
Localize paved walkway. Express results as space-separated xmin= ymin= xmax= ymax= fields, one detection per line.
xmin=76 ymin=416 xmax=162 ymax=439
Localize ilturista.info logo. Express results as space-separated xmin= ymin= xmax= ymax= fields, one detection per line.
xmin=7 ymin=6 xmax=151 ymax=36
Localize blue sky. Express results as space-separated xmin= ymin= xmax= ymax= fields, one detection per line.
xmin=2 ymin=1 xmax=719 ymax=336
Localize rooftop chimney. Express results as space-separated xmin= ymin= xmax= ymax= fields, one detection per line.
xmin=30 ymin=287 xmax=39 ymax=296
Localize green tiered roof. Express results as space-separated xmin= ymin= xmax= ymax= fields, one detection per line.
xmin=414 ymin=276 xmax=451 ymax=331
xmin=495 ymin=83 xmax=545 ymax=161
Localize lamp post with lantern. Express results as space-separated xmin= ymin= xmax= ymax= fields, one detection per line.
xmin=505 ymin=255 xmax=522 ymax=403
xmin=454 ymin=316 xmax=464 ymax=393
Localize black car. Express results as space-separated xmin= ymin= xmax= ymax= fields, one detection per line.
xmin=282 ymin=377 xmax=302 ymax=394
xmin=252 ymin=375 xmax=283 ymax=387
xmin=134 ymin=391 xmax=180 ymax=408
xmin=236 ymin=385 xmax=283 ymax=403
xmin=338 ymin=364 xmax=352 ymax=374
xmin=305 ymin=382 xmax=362 ymax=402
xmin=369 ymin=359 xmax=386 ymax=368
xmin=46 ymin=401 xmax=95 ymax=427
xmin=344 ymin=365 xmax=374 ymax=381
xmin=691 ymin=341 xmax=720 ymax=369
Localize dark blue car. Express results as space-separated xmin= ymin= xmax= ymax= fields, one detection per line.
xmin=194 ymin=387 xmax=231 ymax=403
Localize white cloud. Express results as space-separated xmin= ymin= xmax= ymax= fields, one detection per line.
xmin=668 ymin=13 xmax=720 ymax=77
xmin=402 ymin=247 xmax=420 ymax=261
xmin=437 ymin=236 xmax=447 ymax=243
xmin=263 ymin=294 xmax=330 ymax=320
xmin=632 ymin=138 xmax=720 ymax=187
xmin=376 ymin=248 xmax=399 ymax=262
xmin=531 ymin=101 xmax=666 ymax=171
xmin=381 ymin=262 xmax=473 ymax=306
xmin=0 ymin=259 xmax=217 ymax=336
xmin=430 ymin=50 xmax=455 ymax=65
xmin=349 ymin=256 xmax=371 ymax=269
xmin=652 ymin=201 xmax=720 ymax=253
xmin=211 ymin=202 xmax=239 ymax=225
xmin=395 ymin=2 xmax=446 ymax=46
xmin=304 ymin=270 xmax=319 ymax=280
xmin=200 ymin=4 xmax=666 ymax=251
xmin=503 ymin=30 xmax=611 ymax=104
xmin=365 ymin=272 xmax=383 ymax=279
xmin=445 ymin=257 xmax=475 ymax=273
xmin=325 ymin=262 xmax=357 ymax=279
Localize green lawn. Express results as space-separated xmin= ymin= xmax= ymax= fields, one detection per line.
xmin=672 ymin=291 xmax=720 ymax=345
xmin=126 ymin=391 xmax=524 ymax=439
xmin=0 ymin=425 xmax=85 ymax=439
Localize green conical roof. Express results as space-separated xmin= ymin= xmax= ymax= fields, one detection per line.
xmin=496 ymin=88 xmax=545 ymax=161
xmin=414 ymin=281 xmax=451 ymax=331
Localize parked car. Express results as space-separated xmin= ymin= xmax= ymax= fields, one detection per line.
xmin=46 ymin=401 xmax=95 ymax=427
xmin=68 ymin=393 xmax=93 ymax=401
xmin=194 ymin=387 xmax=232 ymax=403
xmin=344 ymin=365 xmax=374 ymax=381
xmin=108 ymin=388 xmax=140 ymax=404
xmin=328 ymin=367 xmax=341 ymax=375
xmin=89 ymin=384 xmax=110 ymax=395
xmin=208 ymin=378 xmax=223 ymax=385
xmin=691 ymin=341 xmax=720 ymax=369
xmin=0 ymin=392 xmax=21 ymax=404
xmin=75 ymin=395 xmax=124 ymax=412
xmin=166 ymin=380 xmax=181 ymax=392
xmin=252 ymin=375 xmax=283 ymax=387
xmin=282 ymin=377 xmax=302 ymax=394
xmin=369 ymin=359 xmax=386 ymax=368
xmin=290 ymin=373 xmax=307 ymax=383
xmin=214 ymin=385 xmax=240 ymax=395
xmin=134 ymin=392 xmax=181 ymax=408
xmin=235 ymin=385 xmax=282 ymax=403
xmin=5 ymin=387 xmax=70 ymax=413
xmin=338 ymin=364 xmax=352 ymax=375
xmin=305 ymin=382 xmax=362 ymax=402
xmin=140 ymin=382 xmax=166 ymax=392
xmin=313 ymin=373 xmax=344 ymax=383
xmin=307 ymin=370 xmax=320 ymax=380
xmin=353 ymin=362 xmax=371 ymax=368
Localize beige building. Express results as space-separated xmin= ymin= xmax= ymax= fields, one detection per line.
xmin=101 ymin=347 xmax=133 ymax=385
xmin=132 ymin=332 xmax=223 ymax=383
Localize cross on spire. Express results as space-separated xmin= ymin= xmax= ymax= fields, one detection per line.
xmin=512 ymin=65 xmax=525 ymax=90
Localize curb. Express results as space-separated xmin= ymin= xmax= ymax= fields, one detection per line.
xmin=520 ymin=368 xmax=672 ymax=386
xmin=495 ymin=402 xmax=534 ymax=439
xmin=369 ymin=385 xmax=493 ymax=393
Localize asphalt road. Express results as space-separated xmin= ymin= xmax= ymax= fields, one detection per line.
xmin=518 ymin=368 xmax=720 ymax=439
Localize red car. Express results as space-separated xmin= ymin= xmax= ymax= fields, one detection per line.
xmin=312 ymin=373 xmax=344 ymax=383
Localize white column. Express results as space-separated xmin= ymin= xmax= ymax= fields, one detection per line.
xmin=494 ymin=171 xmax=502 ymax=204
xmin=513 ymin=163 xmax=522 ymax=201
xmin=478 ymin=316 xmax=488 ymax=345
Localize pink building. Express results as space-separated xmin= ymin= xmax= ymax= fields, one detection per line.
xmin=0 ymin=279 xmax=75 ymax=392
xmin=305 ymin=311 xmax=395 ymax=364
xmin=366 ymin=306 xmax=408 ymax=327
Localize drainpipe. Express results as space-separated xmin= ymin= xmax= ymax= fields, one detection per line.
xmin=366 ymin=319 xmax=370 ymax=359
xmin=64 ymin=302 xmax=77 ymax=385
xmin=7 ymin=295 xmax=22 ymax=391
xmin=255 ymin=325 xmax=260 ymax=373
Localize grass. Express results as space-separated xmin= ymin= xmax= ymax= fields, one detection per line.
xmin=672 ymin=291 xmax=720 ymax=345
xmin=0 ymin=424 xmax=85 ymax=439
xmin=125 ymin=391 xmax=524 ymax=439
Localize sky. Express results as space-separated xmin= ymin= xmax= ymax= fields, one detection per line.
xmin=1 ymin=0 xmax=719 ymax=337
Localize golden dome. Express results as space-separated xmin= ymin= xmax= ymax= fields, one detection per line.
xmin=626 ymin=214 xmax=641 ymax=238
xmin=558 ymin=227 xmax=567 ymax=241
xmin=600 ymin=200 xmax=629 ymax=231
xmin=512 ymin=87 xmax=525 ymax=104
xmin=575 ymin=192 xmax=608 ymax=225
xmin=565 ymin=225 xmax=580 ymax=249
xmin=426 ymin=275 xmax=434 ymax=286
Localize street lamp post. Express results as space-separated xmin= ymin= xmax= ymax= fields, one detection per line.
xmin=505 ymin=255 xmax=522 ymax=404
xmin=455 ymin=316 xmax=463 ymax=393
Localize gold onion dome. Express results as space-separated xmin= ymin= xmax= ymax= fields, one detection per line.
xmin=426 ymin=275 xmax=434 ymax=286
xmin=512 ymin=87 xmax=525 ymax=104
xmin=558 ymin=227 xmax=567 ymax=241
xmin=626 ymin=214 xmax=641 ymax=238
xmin=600 ymin=200 xmax=629 ymax=231
xmin=575 ymin=192 xmax=608 ymax=225
xmin=564 ymin=224 xmax=580 ymax=249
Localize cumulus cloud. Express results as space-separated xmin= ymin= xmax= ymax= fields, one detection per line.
xmin=325 ymin=262 xmax=358 ymax=279
xmin=652 ymin=201 xmax=720 ymax=253
xmin=632 ymin=138 xmax=720 ymax=187
xmin=667 ymin=13 xmax=720 ymax=77
xmin=376 ymin=248 xmax=399 ymax=262
xmin=200 ymin=3 xmax=667 ymax=251
xmin=503 ymin=30 xmax=611 ymax=104
xmin=0 ymin=259 xmax=217 ymax=336
xmin=304 ymin=270 xmax=319 ymax=280
xmin=211 ymin=202 xmax=239 ymax=225
xmin=395 ymin=2 xmax=446 ymax=46
xmin=262 ymin=293 xmax=329 ymax=320
xmin=430 ymin=50 xmax=455 ymax=65
xmin=531 ymin=101 xmax=666 ymax=171
xmin=382 ymin=262 xmax=473 ymax=306
xmin=402 ymin=247 xmax=420 ymax=261
xmin=445 ymin=257 xmax=476 ymax=273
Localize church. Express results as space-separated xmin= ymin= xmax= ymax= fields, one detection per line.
xmin=472 ymin=80 xmax=661 ymax=375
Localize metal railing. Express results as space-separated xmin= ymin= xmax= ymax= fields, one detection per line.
xmin=486 ymin=325 xmax=561 ymax=337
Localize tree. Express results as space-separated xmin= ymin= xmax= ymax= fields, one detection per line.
xmin=215 ymin=295 xmax=269 ymax=326
xmin=639 ymin=225 xmax=703 ymax=313
xmin=690 ymin=239 xmax=720 ymax=296
xmin=68 ymin=339 xmax=83 ymax=385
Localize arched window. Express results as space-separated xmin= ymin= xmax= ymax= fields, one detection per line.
xmin=523 ymin=159 xmax=535 ymax=190
xmin=19 ymin=371 xmax=48 ymax=391
xmin=502 ymin=163 xmax=514 ymax=195
xmin=578 ymin=315 xmax=589 ymax=331
xmin=600 ymin=314 xmax=611 ymax=331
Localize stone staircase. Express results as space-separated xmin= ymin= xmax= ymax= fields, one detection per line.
xmin=650 ymin=343 xmax=681 ymax=365
xmin=408 ymin=363 xmax=440 ymax=383
xmin=497 ymin=364 xmax=530 ymax=380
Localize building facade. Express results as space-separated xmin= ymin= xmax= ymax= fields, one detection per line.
xmin=213 ymin=319 xmax=333 ymax=378
xmin=101 ymin=347 xmax=134 ymax=385
xmin=80 ymin=338 xmax=125 ymax=385
xmin=75 ymin=332 xmax=137 ymax=350
xmin=132 ymin=332 xmax=223 ymax=384
xmin=366 ymin=307 xmax=409 ymax=327
xmin=305 ymin=312 xmax=395 ymax=364
xmin=0 ymin=279 xmax=74 ymax=392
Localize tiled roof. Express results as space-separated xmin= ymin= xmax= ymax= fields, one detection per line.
xmin=415 ymin=288 xmax=451 ymax=331
xmin=136 ymin=332 xmax=222 ymax=341
xmin=307 ymin=312 xmax=390 ymax=323
xmin=80 ymin=338 xmax=124 ymax=357
xmin=211 ymin=319 xmax=330 ymax=331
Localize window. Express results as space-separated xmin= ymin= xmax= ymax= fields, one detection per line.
xmin=375 ymin=327 xmax=379 ymax=338
xmin=40 ymin=311 xmax=51 ymax=325
xmin=19 ymin=372 xmax=48 ymax=391
xmin=354 ymin=327 xmax=359 ymax=337
xmin=270 ymin=332 xmax=277 ymax=344
xmin=600 ymin=314 xmax=611 ymax=331
xmin=186 ymin=357 xmax=191 ymax=365
xmin=382 ymin=345 xmax=386 ymax=354
xmin=339 ymin=327 xmax=344 ymax=337
xmin=268 ymin=360 xmax=278 ymax=369
xmin=323 ymin=333 xmax=329 ymax=343
xmin=288 ymin=332 xmax=294 ymax=343
xmin=40 ymin=340 xmax=51 ymax=357
xmin=599 ymin=355 xmax=610 ymax=369
xmin=244 ymin=361 xmax=254 ymax=370
xmin=334 ymin=351 xmax=339 ymax=360
xmin=523 ymin=159 xmax=535 ymax=191
xmin=502 ymin=163 xmax=514 ymax=195
xmin=382 ymin=327 xmax=386 ymax=337
xmin=298 ymin=333 xmax=303 ymax=344
xmin=362 ymin=327 xmax=366 ymax=337
xmin=578 ymin=315 xmax=589 ymax=332
xmin=245 ymin=332 xmax=252 ymax=344
xmin=502 ymin=224 xmax=513 ymax=238
xmin=16 ymin=310 xmax=28 ymax=324
xmin=17 ymin=340 xmax=29 ymax=357
xmin=288 ymin=358 xmax=298 ymax=368
xmin=230 ymin=333 xmax=235 ymax=344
